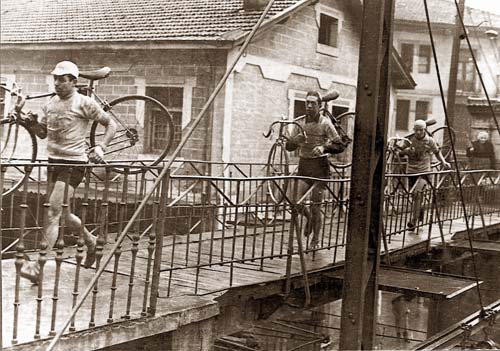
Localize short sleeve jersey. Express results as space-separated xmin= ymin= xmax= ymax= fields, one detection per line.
xmin=406 ymin=134 xmax=440 ymax=173
xmin=41 ymin=91 xmax=109 ymax=161
xmin=293 ymin=116 xmax=341 ymax=159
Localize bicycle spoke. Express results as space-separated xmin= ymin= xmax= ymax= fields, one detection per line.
xmin=90 ymin=95 xmax=174 ymax=174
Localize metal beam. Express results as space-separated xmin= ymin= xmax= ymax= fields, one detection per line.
xmin=445 ymin=0 xmax=465 ymax=128
xmin=339 ymin=0 xmax=393 ymax=349
xmin=415 ymin=298 xmax=500 ymax=350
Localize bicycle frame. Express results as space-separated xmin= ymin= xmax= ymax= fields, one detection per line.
xmin=76 ymin=84 xmax=130 ymax=133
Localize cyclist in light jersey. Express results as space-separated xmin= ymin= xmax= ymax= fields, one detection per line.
xmin=286 ymin=91 xmax=343 ymax=248
xmin=20 ymin=61 xmax=117 ymax=284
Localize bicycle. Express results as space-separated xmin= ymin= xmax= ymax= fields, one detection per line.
xmin=262 ymin=118 xmax=305 ymax=203
xmin=384 ymin=120 xmax=456 ymax=220
xmin=1 ymin=67 xmax=175 ymax=196
xmin=385 ymin=119 xmax=456 ymax=176
xmin=262 ymin=90 xmax=354 ymax=203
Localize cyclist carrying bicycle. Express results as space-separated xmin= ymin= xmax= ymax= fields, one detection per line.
xmin=394 ymin=119 xmax=450 ymax=232
xmin=20 ymin=61 xmax=117 ymax=284
xmin=285 ymin=90 xmax=346 ymax=248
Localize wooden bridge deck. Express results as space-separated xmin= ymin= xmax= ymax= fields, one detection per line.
xmin=2 ymin=212 xmax=500 ymax=349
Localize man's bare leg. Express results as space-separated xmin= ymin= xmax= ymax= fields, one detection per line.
xmin=21 ymin=180 xmax=97 ymax=284
xmin=309 ymin=183 xmax=324 ymax=248
xmin=292 ymin=180 xmax=314 ymax=237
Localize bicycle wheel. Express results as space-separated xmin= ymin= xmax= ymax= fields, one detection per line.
xmin=90 ymin=95 xmax=174 ymax=173
xmin=266 ymin=143 xmax=290 ymax=203
xmin=431 ymin=126 xmax=456 ymax=167
xmin=1 ymin=119 xmax=37 ymax=196
xmin=329 ymin=111 xmax=355 ymax=169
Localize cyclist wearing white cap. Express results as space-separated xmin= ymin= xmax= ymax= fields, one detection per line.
xmin=397 ymin=119 xmax=450 ymax=232
xmin=20 ymin=61 xmax=117 ymax=284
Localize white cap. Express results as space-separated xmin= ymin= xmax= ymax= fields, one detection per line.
xmin=51 ymin=61 xmax=79 ymax=79
xmin=414 ymin=119 xmax=427 ymax=129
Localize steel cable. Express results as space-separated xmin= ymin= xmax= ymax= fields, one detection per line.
xmin=423 ymin=0 xmax=484 ymax=311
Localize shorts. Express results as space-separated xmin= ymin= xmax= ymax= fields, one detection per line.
xmin=408 ymin=174 xmax=429 ymax=192
xmin=48 ymin=158 xmax=87 ymax=188
xmin=297 ymin=157 xmax=330 ymax=185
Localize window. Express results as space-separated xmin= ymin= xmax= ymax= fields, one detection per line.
xmin=396 ymin=99 xmax=410 ymax=130
xmin=315 ymin=5 xmax=343 ymax=57
xmin=457 ymin=49 xmax=477 ymax=92
xmin=318 ymin=14 xmax=339 ymax=48
xmin=331 ymin=105 xmax=349 ymax=131
xmin=146 ymin=86 xmax=183 ymax=151
xmin=418 ymin=45 xmax=431 ymax=73
xmin=293 ymin=100 xmax=306 ymax=118
xmin=415 ymin=100 xmax=429 ymax=120
xmin=401 ymin=44 xmax=414 ymax=73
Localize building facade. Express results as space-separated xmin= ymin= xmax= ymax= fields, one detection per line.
xmin=392 ymin=0 xmax=500 ymax=159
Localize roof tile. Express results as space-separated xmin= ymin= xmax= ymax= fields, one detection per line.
xmin=1 ymin=0 xmax=302 ymax=43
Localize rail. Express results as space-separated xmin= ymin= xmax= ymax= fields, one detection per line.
xmin=1 ymin=161 xmax=500 ymax=347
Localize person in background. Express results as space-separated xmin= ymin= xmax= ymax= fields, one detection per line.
xmin=466 ymin=131 xmax=496 ymax=170
xmin=397 ymin=119 xmax=451 ymax=232
xmin=20 ymin=61 xmax=117 ymax=284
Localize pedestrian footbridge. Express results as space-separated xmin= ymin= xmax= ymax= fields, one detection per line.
xmin=1 ymin=160 xmax=500 ymax=350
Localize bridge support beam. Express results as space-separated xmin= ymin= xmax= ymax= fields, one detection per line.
xmin=339 ymin=0 xmax=394 ymax=349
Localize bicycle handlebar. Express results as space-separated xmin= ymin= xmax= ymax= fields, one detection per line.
xmin=263 ymin=119 xmax=306 ymax=139
xmin=27 ymin=92 xmax=56 ymax=100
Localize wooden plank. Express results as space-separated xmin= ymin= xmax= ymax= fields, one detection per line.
xmin=327 ymin=266 xmax=481 ymax=299
xmin=448 ymin=239 xmax=500 ymax=254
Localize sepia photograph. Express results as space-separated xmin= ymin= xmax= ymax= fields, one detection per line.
xmin=1 ymin=0 xmax=500 ymax=350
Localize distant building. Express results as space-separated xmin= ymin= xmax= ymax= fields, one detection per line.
xmin=393 ymin=0 xmax=500 ymax=158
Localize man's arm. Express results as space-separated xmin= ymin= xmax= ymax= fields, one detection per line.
xmin=25 ymin=112 xmax=47 ymax=139
xmin=429 ymin=137 xmax=451 ymax=169
xmin=32 ymin=123 xmax=48 ymax=139
xmin=434 ymin=151 xmax=451 ymax=169
xmin=314 ymin=118 xmax=342 ymax=156
xmin=285 ymin=124 xmax=305 ymax=152
xmin=93 ymin=117 xmax=117 ymax=158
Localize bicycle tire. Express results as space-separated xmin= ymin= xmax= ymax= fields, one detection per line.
xmin=431 ymin=126 xmax=456 ymax=167
xmin=1 ymin=119 xmax=37 ymax=196
xmin=90 ymin=95 xmax=174 ymax=174
xmin=266 ymin=143 xmax=290 ymax=203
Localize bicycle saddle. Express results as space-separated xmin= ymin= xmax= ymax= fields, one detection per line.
xmin=79 ymin=67 xmax=111 ymax=80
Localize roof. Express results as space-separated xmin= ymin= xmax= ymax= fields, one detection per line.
xmin=0 ymin=0 xmax=309 ymax=44
xmin=2 ymin=0 xmax=499 ymax=45
xmin=391 ymin=48 xmax=417 ymax=90
xmin=395 ymin=0 xmax=500 ymax=28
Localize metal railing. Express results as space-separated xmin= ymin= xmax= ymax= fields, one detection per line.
xmin=1 ymin=161 xmax=500 ymax=347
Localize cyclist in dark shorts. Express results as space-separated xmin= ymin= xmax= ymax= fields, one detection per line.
xmin=20 ymin=61 xmax=117 ymax=284
xmin=397 ymin=119 xmax=450 ymax=231
xmin=286 ymin=91 xmax=343 ymax=248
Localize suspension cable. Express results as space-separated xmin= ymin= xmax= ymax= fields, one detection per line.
xmin=423 ymin=0 xmax=484 ymax=311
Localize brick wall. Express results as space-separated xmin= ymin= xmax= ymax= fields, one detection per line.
xmin=1 ymin=49 xmax=227 ymax=163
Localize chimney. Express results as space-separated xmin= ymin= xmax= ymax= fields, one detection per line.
xmin=243 ymin=0 xmax=270 ymax=11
